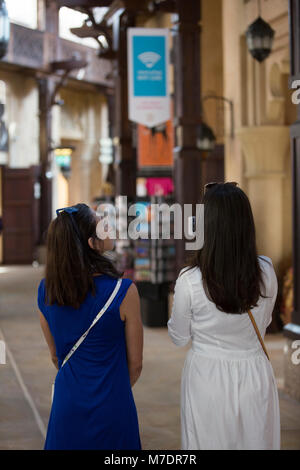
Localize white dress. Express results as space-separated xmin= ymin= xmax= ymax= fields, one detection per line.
xmin=167 ymin=256 xmax=280 ymax=450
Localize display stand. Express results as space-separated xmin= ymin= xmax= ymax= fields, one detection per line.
xmin=114 ymin=189 xmax=176 ymax=326
xmin=133 ymin=193 xmax=175 ymax=327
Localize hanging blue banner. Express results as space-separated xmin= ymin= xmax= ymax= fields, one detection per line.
xmin=133 ymin=35 xmax=167 ymax=97
xmin=128 ymin=28 xmax=170 ymax=128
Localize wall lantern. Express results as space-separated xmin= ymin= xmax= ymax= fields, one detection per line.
xmin=197 ymin=95 xmax=234 ymax=152
xmin=0 ymin=0 xmax=9 ymax=59
xmin=196 ymin=122 xmax=216 ymax=152
xmin=54 ymin=146 xmax=74 ymax=180
xmin=245 ymin=0 xmax=275 ymax=63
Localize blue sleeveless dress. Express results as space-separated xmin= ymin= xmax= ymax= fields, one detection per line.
xmin=37 ymin=275 xmax=141 ymax=450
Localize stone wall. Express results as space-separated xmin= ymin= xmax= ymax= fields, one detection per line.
xmin=0 ymin=70 xmax=39 ymax=169
xmin=51 ymin=87 xmax=105 ymax=214
xmin=222 ymin=0 xmax=293 ymax=276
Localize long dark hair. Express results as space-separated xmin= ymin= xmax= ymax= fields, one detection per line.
xmin=45 ymin=203 xmax=122 ymax=308
xmin=185 ymin=183 xmax=267 ymax=314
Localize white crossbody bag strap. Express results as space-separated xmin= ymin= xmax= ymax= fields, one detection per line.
xmin=61 ymin=278 xmax=122 ymax=368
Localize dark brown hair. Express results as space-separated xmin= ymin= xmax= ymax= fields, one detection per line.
xmin=45 ymin=203 xmax=122 ymax=308
xmin=185 ymin=183 xmax=268 ymax=314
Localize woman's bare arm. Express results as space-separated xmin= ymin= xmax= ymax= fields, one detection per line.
xmin=39 ymin=312 xmax=59 ymax=370
xmin=120 ymin=283 xmax=143 ymax=387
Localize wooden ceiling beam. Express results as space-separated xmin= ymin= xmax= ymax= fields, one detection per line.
xmin=102 ymin=0 xmax=149 ymax=24
xmin=148 ymin=0 xmax=177 ymax=13
xmin=57 ymin=1 xmax=113 ymax=9
xmin=70 ymin=25 xmax=100 ymax=38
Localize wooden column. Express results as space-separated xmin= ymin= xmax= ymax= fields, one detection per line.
xmin=38 ymin=77 xmax=55 ymax=241
xmin=172 ymin=1 xmax=202 ymax=274
xmin=113 ymin=10 xmax=136 ymax=199
xmin=38 ymin=0 xmax=59 ymax=241
xmin=45 ymin=0 xmax=59 ymax=35
xmin=106 ymin=90 xmax=116 ymax=187
xmin=285 ymin=0 xmax=300 ymax=338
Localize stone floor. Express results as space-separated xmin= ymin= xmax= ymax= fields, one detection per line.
xmin=0 ymin=265 xmax=299 ymax=450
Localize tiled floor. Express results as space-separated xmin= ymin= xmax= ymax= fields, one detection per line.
xmin=0 ymin=265 xmax=299 ymax=450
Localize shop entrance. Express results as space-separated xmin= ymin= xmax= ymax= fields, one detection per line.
xmin=54 ymin=140 xmax=83 ymax=211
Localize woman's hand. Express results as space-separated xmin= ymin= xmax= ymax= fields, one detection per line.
xmin=51 ymin=355 xmax=59 ymax=370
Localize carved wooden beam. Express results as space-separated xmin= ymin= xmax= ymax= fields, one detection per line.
xmin=77 ymin=7 xmax=114 ymax=48
xmin=70 ymin=23 xmax=112 ymax=46
xmin=70 ymin=24 xmax=102 ymax=38
xmin=57 ymin=0 xmax=113 ymax=8
xmin=148 ymin=0 xmax=177 ymax=13
xmin=102 ymin=0 xmax=148 ymax=24
xmin=98 ymin=48 xmax=116 ymax=59
xmin=50 ymin=58 xmax=88 ymax=72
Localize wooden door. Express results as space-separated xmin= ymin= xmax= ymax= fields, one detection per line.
xmin=1 ymin=165 xmax=41 ymax=264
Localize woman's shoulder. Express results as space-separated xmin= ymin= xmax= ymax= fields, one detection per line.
xmin=179 ymin=266 xmax=200 ymax=280
xmin=37 ymin=278 xmax=46 ymax=311
xmin=38 ymin=277 xmax=45 ymax=288
xmin=258 ymin=255 xmax=278 ymax=295
xmin=94 ymin=274 xmax=134 ymax=301
xmin=177 ymin=266 xmax=201 ymax=291
xmin=258 ymin=255 xmax=276 ymax=277
xmin=120 ymin=276 xmax=134 ymax=291
xmin=258 ymin=255 xmax=273 ymax=267
xmin=94 ymin=274 xmax=132 ymax=287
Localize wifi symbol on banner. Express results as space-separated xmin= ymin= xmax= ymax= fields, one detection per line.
xmin=138 ymin=51 xmax=161 ymax=68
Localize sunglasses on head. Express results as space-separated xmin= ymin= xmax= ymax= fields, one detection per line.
xmin=56 ymin=207 xmax=79 ymax=217
xmin=204 ymin=182 xmax=238 ymax=194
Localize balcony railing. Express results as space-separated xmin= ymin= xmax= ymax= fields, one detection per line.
xmin=2 ymin=23 xmax=113 ymax=88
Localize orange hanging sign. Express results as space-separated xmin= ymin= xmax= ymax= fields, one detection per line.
xmin=137 ymin=116 xmax=174 ymax=168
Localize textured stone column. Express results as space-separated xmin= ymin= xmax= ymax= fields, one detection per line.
xmin=238 ymin=125 xmax=291 ymax=269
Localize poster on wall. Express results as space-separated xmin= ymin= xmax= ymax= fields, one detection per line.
xmin=137 ymin=102 xmax=174 ymax=168
xmin=127 ymin=28 xmax=170 ymax=128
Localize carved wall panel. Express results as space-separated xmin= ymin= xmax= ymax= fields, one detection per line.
xmin=12 ymin=24 xmax=44 ymax=68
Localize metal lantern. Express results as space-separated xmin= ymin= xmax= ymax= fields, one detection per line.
xmin=0 ymin=0 xmax=9 ymax=59
xmin=246 ymin=16 xmax=275 ymax=63
xmin=196 ymin=123 xmax=216 ymax=152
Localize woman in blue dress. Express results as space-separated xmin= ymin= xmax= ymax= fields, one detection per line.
xmin=38 ymin=203 xmax=143 ymax=450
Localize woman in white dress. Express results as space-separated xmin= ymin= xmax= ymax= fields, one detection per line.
xmin=168 ymin=182 xmax=280 ymax=450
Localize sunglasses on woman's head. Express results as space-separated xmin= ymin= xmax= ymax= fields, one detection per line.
xmin=56 ymin=207 xmax=79 ymax=217
xmin=204 ymin=182 xmax=238 ymax=194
